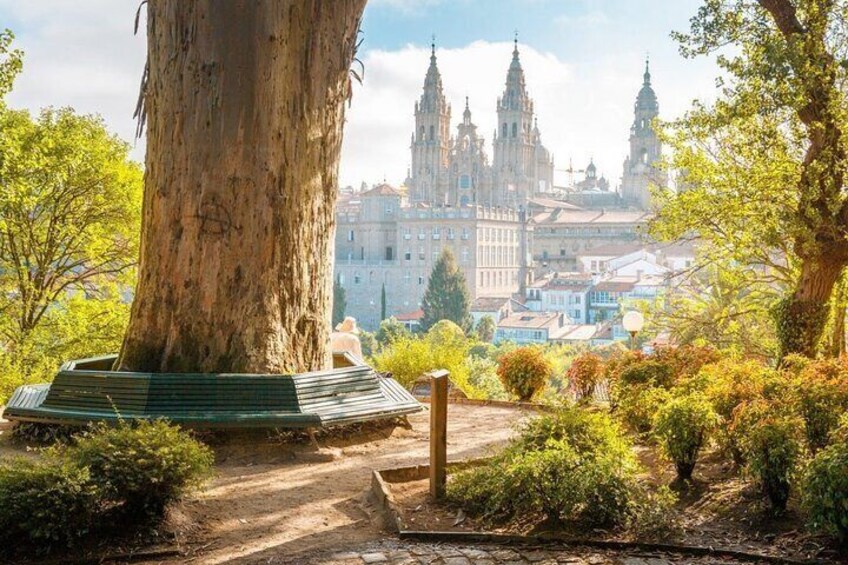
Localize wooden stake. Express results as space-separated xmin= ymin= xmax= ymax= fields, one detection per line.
xmin=429 ymin=370 xmax=449 ymax=499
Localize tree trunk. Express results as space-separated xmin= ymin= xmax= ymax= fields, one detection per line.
xmin=828 ymin=273 xmax=847 ymax=358
xmin=777 ymin=255 xmax=847 ymax=359
xmin=117 ymin=0 xmax=366 ymax=373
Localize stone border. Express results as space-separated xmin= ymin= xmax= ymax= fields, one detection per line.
xmin=413 ymin=396 xmax=551 ymax=411
xmin=370 ymin=462 xmax=814 ymax=565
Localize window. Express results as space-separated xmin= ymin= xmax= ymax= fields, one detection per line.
xmin=418 ymin=246 xmax=425 ymax=260
xmin=403 ymin=228 xmax=411 ymax=240
xmin=354 ymin=273 xmax=361 ymax=284
xmin=418 ymin=275 xmax=425 ymax=285
xmin=339 ymin=274 xmax=345 ymax=285
xmin=418 ymin=228 xmax=426 ymax=240
xmin=432 ymin=227 xmax=441 ymax=240
xmin=459 ymin=175 xmax=471 ymax=189
xmin=420 ymin=126 xmax=425 ymax=140
xmin=404 ymin=249 xmax=411 ymax=261
xmin=560 ymin=248 xmax=566 ymax=256
xmin=404 ymin=271 xmax=411 ymax=282
xmin=461 ymin=228 xmax=469 ymax=240
xmin=591 ymin=260 xmax=598 ymax=271
xmin=347 ymin=230 xmax=355 ymax=242
xmin=447 ymin=227 xmax=455 ymax=240
xmin=512 ymin=122 xmax=517 ymax=138
xmin=429 ymin=125 xmax=435 ymax=140
xmin=502 ymin=123 xmax=507 ymax=138
xmin=461 ymin=247 xmax=469 ymax=263
xmin=385 ymin=247 xmax=393 ymax=261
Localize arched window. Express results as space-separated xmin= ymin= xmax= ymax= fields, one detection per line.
xmin=420 ymin=126 xmax=425 ymax=140
xmin=640 ymin=148 xmax=648 ymax=164
xmin=429 ymin=125 xmax=435 ymax=140
xmin=512 ymin=122 xmax=518 ymax=138
xmin=502 ymin=123 xmax=507 ymax=138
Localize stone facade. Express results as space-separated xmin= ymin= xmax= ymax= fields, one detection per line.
xmin=335 ymin=186 xmax=525 ymax=330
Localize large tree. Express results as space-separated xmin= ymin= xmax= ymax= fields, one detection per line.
xmin=420 ymin=248 xmax=472 ymax=333
xmin=653 ymin=0 xmax=848 ymax=359
xmin=118 ymin=1 xmax=367 ymax=373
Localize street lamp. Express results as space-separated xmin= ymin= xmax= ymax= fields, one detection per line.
xmin=622 ymin=310 xmax=645 ymax=351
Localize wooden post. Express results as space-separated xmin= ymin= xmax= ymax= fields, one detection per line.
xmin=429 ymin=370 xmax=449 ymax=499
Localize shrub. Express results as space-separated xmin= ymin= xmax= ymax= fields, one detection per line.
xmin=447 ymin=406 xmax=640 ymax=527
xmin=0 ymin=458 xmax=99 ymax=552
xmin=803 ymin=419 xmax=848 ymax=543
xmin=496 ymin=346 xmax=551 ymax=401
xmin=743 ymin=408 xmax=805 ymax=511
xmin=372 ymin=325 xmax=477 ymax=396
xmin=653 ymin=393 xmax=719 ymax=480
xmin=617 ymin=385 xmax=672 ymax=435
xmin=617 ymin=359 xmax=675 ymax=389
xmin=795 ymin=359 xmax=848 ymax=452
xmin=567 ymin=352 xmax=603 ymax=401
xmin=70 ymin=420 xmax=214 ymax=518
xmin=653 ymin=344 xmax=720 ymax=381
xmin=693 ymin=359 xmax=774 ymax=420
xmin=627 ymin=484 xmax=679 ymax=537
xmin=465 ymin=356 xmax=508 ymax=400
xmin=518 ymin=404 xmax=633 ymax=458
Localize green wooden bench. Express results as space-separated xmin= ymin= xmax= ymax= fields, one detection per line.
xmin=3 ymin=354 xmax=422 ymax=428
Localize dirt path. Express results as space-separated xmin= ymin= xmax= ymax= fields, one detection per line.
xmin=162 ymin=404 xmax=531 ymax=564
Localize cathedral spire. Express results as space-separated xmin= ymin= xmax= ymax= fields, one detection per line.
xmin=500 ymin=33 xmax=530 ymax=112
xmin=643 ymin=55 xmax=651 ymax=86
xmin=419 ymin=36 xmax=446 ymax=113
xmin=463 ymin=96 xmax=472 ymax=124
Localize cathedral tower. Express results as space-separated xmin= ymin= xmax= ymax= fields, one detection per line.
xmin=492 ymin=38 xmax=553 ymax=207
xmin=447 ymin=97 xmax=492 ymax=206
xmin=409 ymin=41 xmax=451 ymax=204
xmin=620 ymin=58 xmax=666 ymax=209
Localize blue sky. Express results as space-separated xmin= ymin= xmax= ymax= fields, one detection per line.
xmin=0 ymin=0 xmax=721 ymax=188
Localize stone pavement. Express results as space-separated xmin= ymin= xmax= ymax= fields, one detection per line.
xmin=303 ymin=539 xmax=759 ymax=564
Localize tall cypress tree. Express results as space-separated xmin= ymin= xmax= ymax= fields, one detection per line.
xmin=332 ymin=277 xmax=346 ymax=327
xmin=420 ymin=248 xmax=472 ymax=332
xmin=380 ymin=283 xmax=387 ymax=321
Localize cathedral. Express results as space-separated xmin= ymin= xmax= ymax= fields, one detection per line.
xmin=619 ymin=59 xmax=666 ymax=209
xmin=405 ymin=39 xmax=555 ymax=208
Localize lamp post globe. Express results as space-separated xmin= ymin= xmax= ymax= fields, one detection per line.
xmin=622 ymin=310 xmax=645 ymax=350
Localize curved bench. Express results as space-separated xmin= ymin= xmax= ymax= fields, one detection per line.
xmin=4 ymin=354 xmax=422 ymax=429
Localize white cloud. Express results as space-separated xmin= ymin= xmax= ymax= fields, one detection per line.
xmin=2 ymin=0 xmax=147 ymax=160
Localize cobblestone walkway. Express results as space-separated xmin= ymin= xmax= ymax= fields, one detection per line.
xmin=304 ymin=539 xmax=760 ymax=564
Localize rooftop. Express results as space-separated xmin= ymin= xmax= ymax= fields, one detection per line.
xmin=497 ymin=311 xmax=563 ymax=329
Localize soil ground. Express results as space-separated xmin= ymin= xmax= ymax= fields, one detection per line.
xmin=0 ymin=404 xmax=532 ymax=564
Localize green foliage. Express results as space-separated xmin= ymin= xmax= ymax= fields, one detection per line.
xmin=69 ymin=420 xmax=214 ymax=519
xmin=795 ymin=358 xmax=848 ymax=452
xmin=618 ymin=360 xmax=674 ymax=389
xmin=332 ymin=277 xmax=346 ymax=327
xmin=0 ymin=99 xmax=142 ymax=402
xmin=0 ymin=29 xmax=23 ymax=100
xmin=420 ymin=248 xmax=472 ymax=332
xmin=0 ymin=458 xmax=99 ymax=551
xmin=375 ymin=316 xmax=410 ymax=347
xmin=496 ymin=346 xmax=551 ymax=401
xmin=653 ymin=393 xmax=719 ymax=480
xmin=447 ymin=406 xmax=643 ymax=528
xmin=372 ymin=320 xmax=478 ymax=396
xmin=653 ymin=0 xmax=848 ymax=359
xmin=803 ymin=418 xmax=848 ymax=543
xmin=742 ymin=407 xmax=805 ymax=511
xmin=617 ymin=385 xmax=672 ymax=435
xmin=475 ymin=315 xmax=496 ymax=343
xmin=0 ymin=420 xmax=212 ymax=555
xmin=358 ymin=330 xmax=377 ymax=358
xmin=464 ymin=355 xmax=508 ymax=400
xmin=567 ymin=352 xmax=603 ymax=401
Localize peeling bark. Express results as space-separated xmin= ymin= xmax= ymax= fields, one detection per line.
xmin=118 ymin=0 xmax=367 ymax=373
